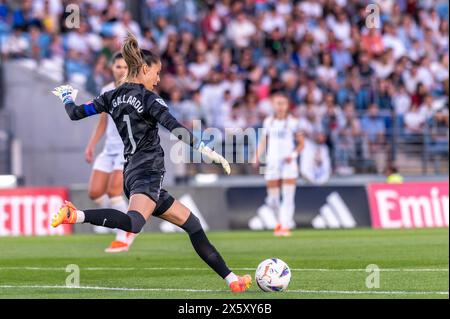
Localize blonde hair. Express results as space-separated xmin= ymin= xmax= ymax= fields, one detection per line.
xmin=121 ymin=32 xmax=160 ymax=82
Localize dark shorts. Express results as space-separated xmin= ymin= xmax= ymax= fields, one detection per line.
xmin=123 ymin=169 xmax=174 ymax=217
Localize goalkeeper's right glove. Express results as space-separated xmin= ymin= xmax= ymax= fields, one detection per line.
xmin=52 ymin=84 xmax=79 ymax=105
xmin=196 ymin=142 xmax=231 ymax=175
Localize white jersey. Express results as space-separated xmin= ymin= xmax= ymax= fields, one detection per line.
xmin=262 ymin=115 xmax=299 ymax=164
xmin=101 ymin=82 xmax=124 ymax=155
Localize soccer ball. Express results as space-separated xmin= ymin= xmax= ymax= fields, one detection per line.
xmin=255 ymin=258 xmax=291 ymax=292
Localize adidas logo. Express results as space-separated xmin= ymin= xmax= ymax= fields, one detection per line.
xmin=312 ymin=192 xmax=356 ymax=229
xmin=248 ymin=204 xmax=296 ymax=230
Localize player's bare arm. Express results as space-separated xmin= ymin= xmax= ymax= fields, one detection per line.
xmin=284 ymin=131 xmax=305 ymax=164
xmin=85 ymin=113 xmax=108 ymax=163
xmin=253 ymin=133 xmax=267 ymax=168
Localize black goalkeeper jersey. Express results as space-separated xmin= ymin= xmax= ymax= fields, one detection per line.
xmin=64 ymin=82 xmax=196 ymax=173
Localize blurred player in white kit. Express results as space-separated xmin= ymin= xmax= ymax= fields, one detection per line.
xmin=254 ymin=92 xmax=304 ymax=236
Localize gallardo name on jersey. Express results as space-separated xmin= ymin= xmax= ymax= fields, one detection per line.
xmin=112 ymin=94 xmax=143 ymax=113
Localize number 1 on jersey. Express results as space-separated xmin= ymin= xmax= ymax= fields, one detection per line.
xmin=123 ymin=114 xmax=137 ymax=154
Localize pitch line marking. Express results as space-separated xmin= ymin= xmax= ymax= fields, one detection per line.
xmin=0 ymin=285 xmax=448 ymax=295
xmin=0 ymin=267 xmax=448 ymax=272
xmin=287 ymin=289 xmax=449 ymax=295
xmin=0 ymin=285 xmax=221 ymax=293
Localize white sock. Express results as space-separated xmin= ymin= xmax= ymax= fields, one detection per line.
xmin=110 ymin=195 xmax=129 ymax=242
xmin=280 ymin=184 xmax=296 ymax=229
xmin=109 ymin=195 xmax=128 ymax=212
xmin=76 ymin=210 xmax=85 ymax=223
xmin=265 ymin=187 xmax=280 ymax=215
xmin=225 ymin=272 xmax=239 ymax=286
xmin=93 ymin=194 xmax=110 ymax=208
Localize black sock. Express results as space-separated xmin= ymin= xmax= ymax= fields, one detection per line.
xmin=84 ymin=208 xmax=131 ymax=230
xmin=83 ymin=209 xmax=146 ymax=233
xmin=180 ymin=213 xmax=232 ymax=279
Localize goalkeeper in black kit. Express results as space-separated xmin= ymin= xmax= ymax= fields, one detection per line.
xmin=51 ymin=33 xmax=251 ymax=293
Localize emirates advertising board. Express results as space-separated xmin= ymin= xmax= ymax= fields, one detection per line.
xmin=367 ymin=181 xmax=449 ymax=229
xmin=0 ymin=187 xmax=72 ymax=236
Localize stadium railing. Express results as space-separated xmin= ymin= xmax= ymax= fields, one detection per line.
xmin=185 ymin=114 xmax=448 ymax=177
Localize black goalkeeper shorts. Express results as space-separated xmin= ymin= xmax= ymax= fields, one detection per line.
xmin=123 ymin=169 xmax=174 ymax=217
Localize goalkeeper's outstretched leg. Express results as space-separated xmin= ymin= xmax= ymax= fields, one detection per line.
xmin=52 ymin=191 xmax=251 ymax=293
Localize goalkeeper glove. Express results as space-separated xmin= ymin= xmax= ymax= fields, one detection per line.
xmin=196 ymin=141 xmax=231 ymax=175
xmin=52 ymin=85 xmax=79 ymax=105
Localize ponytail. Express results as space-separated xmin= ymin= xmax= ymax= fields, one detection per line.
xmin=121 ymin=32 xmax=160 ymax=81
xmin=122 ymin=33 xmax=143 ymax=80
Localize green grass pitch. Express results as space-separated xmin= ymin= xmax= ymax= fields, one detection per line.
xmin=0 ymin=228 xmax=448 ymax=299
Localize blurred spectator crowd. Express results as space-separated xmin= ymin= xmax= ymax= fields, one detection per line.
xmin=0 ymin=0 xmax=448 ymax=176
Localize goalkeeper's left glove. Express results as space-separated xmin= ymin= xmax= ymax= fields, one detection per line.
xmin=196 ymin=142 xmax=231 ymax=175
xmin=52 ymin=85 xmax=78 ymax=105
